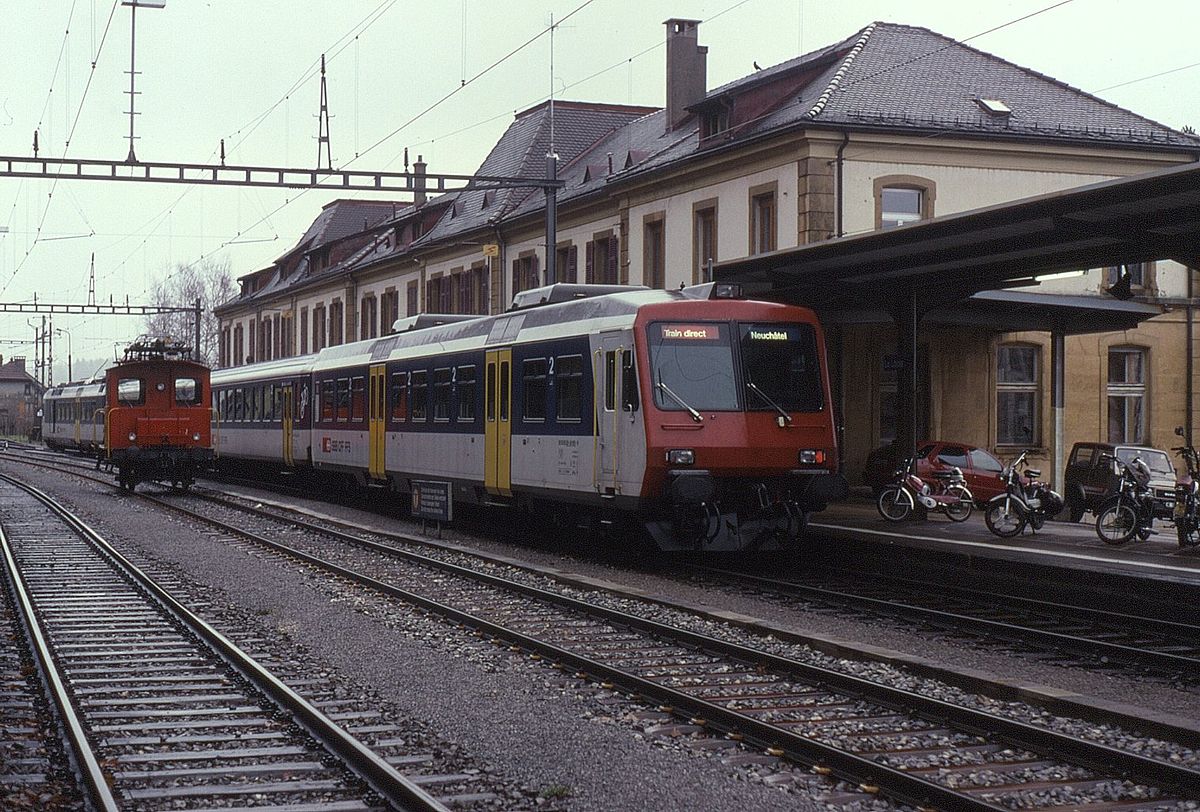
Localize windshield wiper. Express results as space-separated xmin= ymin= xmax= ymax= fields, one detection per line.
xmin=746 ymin=381 xmax=792 ymax=424
xmin=657 ymin=376 xmax=702 ymax=423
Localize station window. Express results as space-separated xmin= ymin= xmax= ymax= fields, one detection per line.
xmin=411 ymin=370 xmax=428 ymax=421
xmin=523 ymin=358 xmax=548 ymax=421
xmin=118 ymin=378 xmax=144 ymax=407
xmin=432 ymin=368 xmax=452 ymax=421
xmin=996 ymin=343 xmax=1040 ymax=446
xmin=350 ymin=376 xmax=366 ymax=422
xmin=1107 ymin=347 xmax=1147 ymax=443
xmin=457 ymin=365 xmax=477 ymax=421
xmin=875 ymin=175 xmax=936 ymax=230
xmin=555 ymin=355 xmax=583 ymax=422
xmin=390 ymin=372 xmax=408 ymax=422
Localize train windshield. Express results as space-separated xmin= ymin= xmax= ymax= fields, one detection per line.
xmin=739 ymin=323 xmax=823 ymax=413
xmin=648 ymin=323 xmax=738 ymax=411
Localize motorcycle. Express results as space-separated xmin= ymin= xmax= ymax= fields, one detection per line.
xmin=984 ymin=450 xmax=1064 ymax=537
xmin=877 ymin=459 xmax=973 ymax=522
xmin=1172 ymin=426 xmax=1199 ymax=548
xmin=1094 ymin=453 xmax=1157 ymax=544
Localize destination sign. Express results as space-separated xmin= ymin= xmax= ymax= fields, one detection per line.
xmin=659 ymin=324 xmax=720 ymax=341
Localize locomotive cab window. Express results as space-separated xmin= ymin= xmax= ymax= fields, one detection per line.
xmin=175 ymin=377 xmax=201 ymax=406
xmin=117 ymin=378 xmax=144 ymax=407
xmin=739 ymin=323 xmax=823 ymax=413
xmin=647 ymin=323 xmax=738 ymax=412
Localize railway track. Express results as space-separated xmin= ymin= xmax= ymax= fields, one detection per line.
xmin=131 ymin=487 xmax=1200 ymax=811
xmin=687 ymin=564 xmax=1200 ymax=682
xmin=0 ymin=472 xmax=452 ymax=812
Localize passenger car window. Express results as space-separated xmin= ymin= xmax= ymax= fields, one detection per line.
xmin=1069 ymin=445 xmax=1096 ymax=467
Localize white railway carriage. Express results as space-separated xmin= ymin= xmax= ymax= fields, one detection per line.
xmin=211 ymin=283 xmax=845 ymax=551
xmin=42 ymin=380 xmax=107 ymax=453
xmin=211 ymin=355 xmax=316 ymax=467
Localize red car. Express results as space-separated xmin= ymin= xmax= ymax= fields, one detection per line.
xmin=864 ymin=440 xmax=1006 ymax=503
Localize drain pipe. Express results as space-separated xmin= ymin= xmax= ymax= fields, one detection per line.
xmin=1189 ymin=265 xmax=1195 ymax=445
xmin=835 ymin=131 xmax=850 ymax=238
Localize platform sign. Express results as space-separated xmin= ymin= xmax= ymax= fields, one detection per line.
xmin=482 ymin=243 xmax=500 ymax=258
xmin=412 ymin=480 xmax=452 ymax=522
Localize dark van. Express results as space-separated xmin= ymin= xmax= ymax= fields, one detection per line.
xmin=1064 ymin=442 xmax=1177 ymax=522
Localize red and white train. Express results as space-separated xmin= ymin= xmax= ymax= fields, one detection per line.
xmin=211 ymin=283 xmax=846 ymax=551
xmin=42 ymin=338 xmax=213 ymax=490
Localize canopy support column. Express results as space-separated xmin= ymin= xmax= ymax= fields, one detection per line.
xmin=1051 ymin=331 xmax=1065 ymax=493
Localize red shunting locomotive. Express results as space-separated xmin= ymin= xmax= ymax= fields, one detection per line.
xmin=103 ymin=338 xmax=213 ymax=490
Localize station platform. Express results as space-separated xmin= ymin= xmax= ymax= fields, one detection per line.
xmin=810 ymin=493 xmax=1200 ymax=590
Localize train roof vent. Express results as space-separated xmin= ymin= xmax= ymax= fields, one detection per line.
xmin=390 ymin=314 xmax=480 ymax=333
xmin=509 ymin=283 xmax=650 ymax=311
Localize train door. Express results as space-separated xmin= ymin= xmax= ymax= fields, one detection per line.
xmin=484 ymin=349 xmax=512 ymax=496
xmin=594 ymin=333 xmax=627 ymax=494
xmin=281 ymin=384 xmax=295 ymax=466
xmin=368 ymin=364 xmax=387 ymax=480
xmin=73 ymin=397 xmax=82 ymax=445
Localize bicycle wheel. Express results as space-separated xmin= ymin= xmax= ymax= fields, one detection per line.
xmin=877 ymin=487 xmax=912 ymax=522
xmin=944 ymin=485 xmax=973 ymax=522
xmin=984 ymin=501 xmax=1024 ymax=537
xmin=1095 ymin=503 xmax=1137 ymax=545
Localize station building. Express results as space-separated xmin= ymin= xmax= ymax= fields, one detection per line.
xmin=214 ymin=19 xmax=1200 ymax=487
xmin=0 ymin=356 xmax=45 ymax=439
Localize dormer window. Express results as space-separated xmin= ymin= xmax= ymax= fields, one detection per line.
xmin=701 ymin=107 xmax=729 ymax=139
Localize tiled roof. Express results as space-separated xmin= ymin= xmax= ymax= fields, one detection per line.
xmin=766 ymin=22 xmax=1197 ymax=147
xmin=0 ymin=359 xmax=37 ymax=384
xmin=421 ymin=101 xmax=658 ymax=242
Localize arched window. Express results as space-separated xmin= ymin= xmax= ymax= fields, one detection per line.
xmin=996 ymin=343 xmax=1040 ymax=446
xmin=874 ymin=175 xmax=936 ymax=230
xmin=1107 ymin=346 xmax=1147 ymax=443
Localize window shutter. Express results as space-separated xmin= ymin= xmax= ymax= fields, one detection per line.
xmin=532 ymin=254 xmax=540 ymax=289
xmin=585 ymin=241 xmax=594 ymax=284
xmin=607 ymin=235 xmax=619 ymax=284
xmin=512 ymin=258 xmax=519 ymax=295
xmin=568 ymin=245 xmax=578 ymax=283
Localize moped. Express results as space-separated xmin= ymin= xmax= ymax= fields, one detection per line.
xmin=984 ymin=450 xmax=1064 ymax=537
xmin=1171 ymin=426 xmax=1199 ymax=548
xmin=877 ymin=459 xmax=973 ymax=522
xmin=1094 ymin=453 xmax=1157 ymax=545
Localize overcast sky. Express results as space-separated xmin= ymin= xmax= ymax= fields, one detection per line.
xmin=1 ymin=0 xmax=1196 ymax=373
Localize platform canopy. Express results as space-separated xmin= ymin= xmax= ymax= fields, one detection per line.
xmin=716 ymin=160 xmax=1200 ymax=329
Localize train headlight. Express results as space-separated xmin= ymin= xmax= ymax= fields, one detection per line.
xmin=667 ymin=449 xmax=695 ymax=465
xmin=799 ymin=449 xmax=827 ymax=465
xmin=128 ymin=432 xmax=137 ymax=441
xmin=192 ymin=432 xmax=201 ymax=441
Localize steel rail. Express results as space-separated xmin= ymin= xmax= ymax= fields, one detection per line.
xmin=150 ymin=493 xmax=1200 ymax=810
xmin=0 ymin=472 xmax=448 ymax=812
xmin=0 ymin=518 xmax=120 ymax=812
xmin=691 ymin=565 xmax=1200 ymax=673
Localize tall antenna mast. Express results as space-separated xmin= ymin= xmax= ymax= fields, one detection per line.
xmin=88 ymin=253 xmax=96 ymax=307
xmin=316 ymin=54 xmax=333 ymax=171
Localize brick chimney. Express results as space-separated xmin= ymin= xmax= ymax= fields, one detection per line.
xmin=664 ymin=18 xmax=707 ymax=132
xmin=413 ymin=155 xmax=427 ymax=207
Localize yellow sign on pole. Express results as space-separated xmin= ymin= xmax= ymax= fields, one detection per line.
xmin=482 ymin=243 xmax=499 ymax=258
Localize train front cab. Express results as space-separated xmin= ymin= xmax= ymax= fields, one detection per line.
xmin=106 ymin=360 xmax=213 ymax=489
xmin=633 ymin=293 xmax=847 ymax=551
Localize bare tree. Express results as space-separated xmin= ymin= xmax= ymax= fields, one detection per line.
xmin=143 ymin=257 xmax=236 ymax=366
